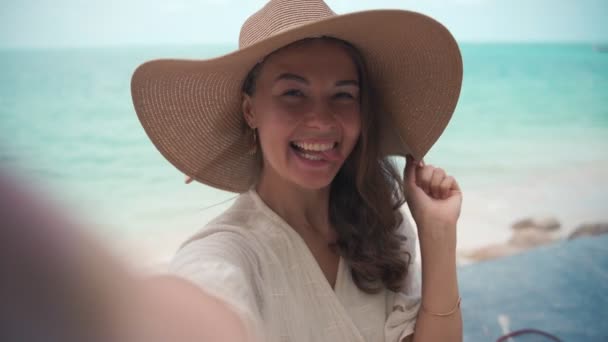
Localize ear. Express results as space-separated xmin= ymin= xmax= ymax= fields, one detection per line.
xmin=242 ymin=94 xmax=256 ymax=128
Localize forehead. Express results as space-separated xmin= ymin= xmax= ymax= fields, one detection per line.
xmin=260 ymin=39 xmax=359 ymax=80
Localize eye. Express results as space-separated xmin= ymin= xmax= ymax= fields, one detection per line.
xmin=334 ymin=92 xmax=356 ymax=100
xmin=282 ymin=89 xmax=304 ymax=97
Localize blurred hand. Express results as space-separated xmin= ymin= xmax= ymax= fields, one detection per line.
xmin=0 ymin=170 xmax=252 ymax=342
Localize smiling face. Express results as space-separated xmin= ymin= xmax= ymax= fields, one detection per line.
xmin=242 ymin=38 xmax=362 ymax=191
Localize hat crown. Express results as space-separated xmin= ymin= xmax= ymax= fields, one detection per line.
xmin=239 ymin=0 xmax=336 ymax=49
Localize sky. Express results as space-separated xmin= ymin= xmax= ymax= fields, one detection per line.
xmin=1 ymin=0 xmax=607 ymax=47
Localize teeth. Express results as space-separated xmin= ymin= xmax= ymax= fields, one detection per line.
xmin=293 ymin=142 xmax=335 ymax=152
xmin=300 ymin=152 xmax=323 ymax=161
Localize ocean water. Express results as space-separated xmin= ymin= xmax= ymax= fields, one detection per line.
xmin=1 ymin=44 xmax=607 ymax=265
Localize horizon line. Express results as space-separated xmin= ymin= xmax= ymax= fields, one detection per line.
xmin=2 ymin=40 xmax=607 ymax=50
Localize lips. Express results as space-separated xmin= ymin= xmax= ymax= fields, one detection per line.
xmin=289 ymin=140 xmax=342 ymax=162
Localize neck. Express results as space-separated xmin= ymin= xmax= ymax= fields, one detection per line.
xmin=255 ymin=167 xmax=333 ymax=240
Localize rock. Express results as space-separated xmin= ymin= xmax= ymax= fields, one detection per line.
xmin=464 ymin=224 xmax=562 ymax=263
xmin=511 ymin=217 xmax=561 ymax=231
xmin=463 ymin=244 xmax=523 ymax=262
xmin=461 ymin=219 xmax=608 ymax=264
xmin=568 ymin=223 xmax=608 ymax=240
xmin=509 ymin=229 xmax=559 ymax=248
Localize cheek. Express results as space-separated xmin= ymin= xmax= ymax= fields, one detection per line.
xmin=256 ymin=112 xmax=297 ymax=152
xmin=254 ymin=98 xmax=296 ymax=132
xmin=258 ymin=98 xmax=303 ymax=125
xmin=338 ymin=107 xmax=362 ymax=142
xmin=260 ymin=112 xmax=298 ymax=138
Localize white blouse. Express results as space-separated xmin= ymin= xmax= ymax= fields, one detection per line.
xmin=169 ymin=189 xmax=421 ymax=342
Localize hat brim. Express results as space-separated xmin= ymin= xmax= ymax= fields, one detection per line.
xmin=131 ymin=9 xmax=463 ymax=193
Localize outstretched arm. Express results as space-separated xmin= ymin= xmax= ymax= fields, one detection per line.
xmin=0 ymin=171 xmax=251 ymax=342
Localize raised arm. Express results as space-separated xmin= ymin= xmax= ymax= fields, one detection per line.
xmin=403 ymin=156 xmax=463 ymax=342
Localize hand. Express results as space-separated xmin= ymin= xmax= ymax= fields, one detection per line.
xmin=403 ymin=155 xmax=462 ymax=243
xmin=1 ymin=170 xmax=251 ymax=342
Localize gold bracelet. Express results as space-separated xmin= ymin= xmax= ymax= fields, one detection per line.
xmin=421 ymin=296 xmax=461 ymax=317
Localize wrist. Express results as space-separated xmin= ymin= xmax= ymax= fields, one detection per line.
xmin=419 ymin=255 xmax=460 ymax=314
xmin=418 ymin=222 xmax=457 ymax=251
xmin=420 ymin=249 xmax=457 ymax=274
xmin=419 ymin=237 xmax=457 ymax=273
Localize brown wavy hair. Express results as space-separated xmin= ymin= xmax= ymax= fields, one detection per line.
xmin=242 ymin=37 xmax=411 ymax=294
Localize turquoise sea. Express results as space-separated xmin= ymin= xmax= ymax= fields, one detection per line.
xmin=1 ymin=44 xmax=607 ymax=264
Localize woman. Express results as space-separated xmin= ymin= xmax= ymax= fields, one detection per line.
xmin=131 ymin=0 xmax=463 ymax=341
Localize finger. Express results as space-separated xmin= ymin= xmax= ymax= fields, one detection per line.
xmin=404 ymin=155 xmax=416 ymax=184
xmin=429 ymin=168 xmax=446 ymax=198
xmin=439 ymin=175 xmax=455 ymax=199
xmin=185 ymin=175 xmax=193 ymax=184
xmin=415 ymin=164 xmax=435 ymax=195
xmin=451 ymin=177 xmax=461 ymax=193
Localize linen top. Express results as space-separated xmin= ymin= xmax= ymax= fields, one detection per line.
xmin=169 ymin=189 xmax=422 ymax=342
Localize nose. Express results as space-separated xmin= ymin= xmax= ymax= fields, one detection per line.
xmin=305 ymin=102 xmax=336 ymax=129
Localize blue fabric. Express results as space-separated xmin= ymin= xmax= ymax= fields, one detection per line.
xmin=458 ymin=234 xmax=608 ymax=341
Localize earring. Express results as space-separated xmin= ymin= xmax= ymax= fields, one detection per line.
xmin=248 ymin=128 xmax=258 ymax=155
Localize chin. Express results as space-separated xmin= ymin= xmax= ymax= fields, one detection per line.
xmin=291 ymin=173 xmax=336 ymax=191
xmin=295 ymin=159 xmax=346 ymax=188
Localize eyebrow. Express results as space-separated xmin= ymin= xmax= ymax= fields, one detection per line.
xmin=335 ymin=79 xmax=359 ymax=87
xmin=275 ymin=73 xmax=308 ymax=84
xmin=274 ymin=72 xmax=359 ymax=87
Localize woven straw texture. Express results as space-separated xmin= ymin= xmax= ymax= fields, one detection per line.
xmin=130 ymin=0 xmax=463 ymax=193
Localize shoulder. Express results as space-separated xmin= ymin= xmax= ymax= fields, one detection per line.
xmin=170 ymin=190 xmax=283 ymax=273
xmin=167 ymin=231 xmax=266 ymax=342
xmin=179 ymin=190 xmax=272 ymax=248
xmin=169 ymin=230 xmax=260 ymax=287
xmin=168 ymin=228 xmax=264 ymax=304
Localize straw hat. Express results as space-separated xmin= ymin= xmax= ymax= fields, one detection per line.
xmin=131 ymin=0 xmax=462 ymax=193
